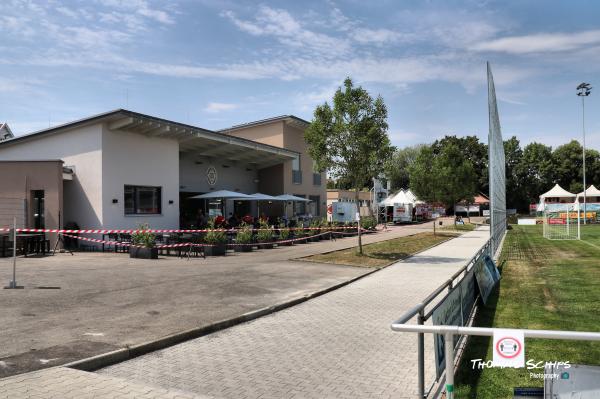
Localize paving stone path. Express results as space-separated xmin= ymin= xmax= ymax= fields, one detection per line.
xmin=99 ymin=227 xmax=490 ymax=399
xmin=0 ymin=227 xmax=489 ymax=398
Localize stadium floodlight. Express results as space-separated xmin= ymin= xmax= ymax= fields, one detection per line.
xmin=577 ymin=82 xmax=592 ymax=225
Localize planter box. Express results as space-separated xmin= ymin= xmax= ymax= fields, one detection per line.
xmin=129 ymin=247 xmax=158 ymax=259
xmin=295 ymin=237 xmax=308 ymax=244
xmin=234 ymin=245 xmax=252 ymax=252
xmin=258 ymin=241 xmax=273 ymax=249
xmin=279 ymin=241 xmax=293 ymax=246
xmin=205 ymin=244 xmax=227 ymax=256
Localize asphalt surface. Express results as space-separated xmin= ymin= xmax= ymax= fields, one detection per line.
xmin=0 ymin=224 xmax=431 ymax=377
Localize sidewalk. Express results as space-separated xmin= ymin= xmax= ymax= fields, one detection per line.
xmin=99 ymin=227 xmax=490 ymax=399
xmin=0 ymin=223 xmax=429 ymax=377
xmin=0 ymin=226 xmax=490 ymax=398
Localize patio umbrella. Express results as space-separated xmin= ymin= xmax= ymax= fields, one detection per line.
xmin=189 ymin=190 xmax=255 ymax=199
xmin=250 ymin=193 xmax=287 ymax=218
xmin=190 ymin=190 xmax=255 ymax=219
xmin=275 ymin=194 xmax=312 ymax=220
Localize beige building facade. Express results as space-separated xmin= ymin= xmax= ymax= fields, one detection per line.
xmin=0 ymin=160 xmax=64 ymax=246
xmin=221 ymin=116 xmax=327 ymax=217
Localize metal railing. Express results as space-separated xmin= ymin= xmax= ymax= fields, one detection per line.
xmin=389 ymin=324 xmax=600 ymax=399
xmin=389 ymin=238 xmax=493 ymax=398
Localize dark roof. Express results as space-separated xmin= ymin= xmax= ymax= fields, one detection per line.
xmin=0 ymin=109 xmax=219 ymax=147
xmin=218 ymin=115 xmax=310 ymax=132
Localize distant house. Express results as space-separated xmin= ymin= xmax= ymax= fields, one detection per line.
xmin=0 ymin=123 xmax=13 ymax=141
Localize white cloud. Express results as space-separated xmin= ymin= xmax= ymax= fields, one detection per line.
xmin=471 ymin=30 xmax=600 ymax=54
xmin=204 ymin=102 xmax=238 ymax=113
xmin=221 ymin=6 xmax=351 ymax=58
xmin=349 ymin=28 xmax=409 ymax=45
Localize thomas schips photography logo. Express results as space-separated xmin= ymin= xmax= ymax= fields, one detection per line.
xmin=471 ymin=359 xmax=571 ymax=379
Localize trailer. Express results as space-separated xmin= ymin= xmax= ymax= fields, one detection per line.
xmin=393 ymin=202 xmax=413 ymax=223
xmin=327 ymin=201 xmax=358 ymax=224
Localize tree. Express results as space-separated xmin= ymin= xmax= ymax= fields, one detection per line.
xmin=503 ymin=136 xmax=527 ymax=211
xmin=552 ymin=140 xmax=600 ymax=194
xmin=384 ymin=145 xmax=423 ymax=190
xmin=431 ymin=135 xmax=488 ymax=194
xmin=516 ymin=142 xmax=554 ymax=204
xmin=409 ymin=143 xmax=478 ymax=222
xmin=305 ymin=77 xmax=393 ymax=254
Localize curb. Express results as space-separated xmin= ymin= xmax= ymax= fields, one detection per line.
xmin=64 ymin=231 xmax=460 ymax=373
xmin=64 ymin=266 xmax=380 ymax=373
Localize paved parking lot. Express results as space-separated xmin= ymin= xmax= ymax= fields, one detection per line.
xmin=0 ymin=224 xmax=430 ymax=377
xmin=97 ymin=227 xmax=490 ymax=399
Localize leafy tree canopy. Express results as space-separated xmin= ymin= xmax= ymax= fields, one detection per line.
xmin=305 ymin=77 xmax=393 ymax=253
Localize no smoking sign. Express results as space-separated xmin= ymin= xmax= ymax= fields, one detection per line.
xmin=493 ymin=329 xmax=525 ymax=367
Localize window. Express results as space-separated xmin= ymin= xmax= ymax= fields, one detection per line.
xmin=309 ymin=195 xmax=320 ymax=216
xmin=294 ymin=194 xmax=306 ymax=215
xmin=313 ymin=173 xmax=322 ymax=186
xmin=125 ymin=185 xmax=162 ymax=215
xmin=292 ymin=156 xmax=302 ymax=184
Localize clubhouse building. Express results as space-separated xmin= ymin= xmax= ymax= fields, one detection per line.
xmin=0 ymin=110 xmax=326 ymax=232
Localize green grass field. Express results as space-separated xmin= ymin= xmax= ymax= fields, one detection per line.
xmin=439 ymin=222 xmax=477 ymax=232
xmin=303 ymin=232 xmax=453 ymax=267
xmin=455 ymin=225 xmax=600 ymax=398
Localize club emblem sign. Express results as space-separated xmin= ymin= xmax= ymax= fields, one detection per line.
xmin=206 ymin=166 xmax=217 ymax=186
xmin=493 ymin=329 xmax=525 ymax=367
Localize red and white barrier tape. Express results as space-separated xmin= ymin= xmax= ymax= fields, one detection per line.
xmin=59 ymin=230 xmax=344 ymax=250
xmin=61 ymin=233 xmax=215 ymax=249
xmin=10 ymin=226 xmax=359 ymax=234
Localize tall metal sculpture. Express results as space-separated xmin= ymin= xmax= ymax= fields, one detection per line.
xmin=487 ymin=62 xmax=507 ymax=255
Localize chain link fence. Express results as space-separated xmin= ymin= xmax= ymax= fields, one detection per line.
xmin=487 ymin=63 xmax=507 ymax=255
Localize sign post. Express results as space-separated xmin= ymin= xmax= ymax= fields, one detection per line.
xmin=493 ymin=329 xmax=525 ymax=368
xmin=5 ymin=217 xmax=22 ymax=289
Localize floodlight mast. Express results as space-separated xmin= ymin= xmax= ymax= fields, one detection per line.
xmin=577 ymin=82 xmax=592 ymax=225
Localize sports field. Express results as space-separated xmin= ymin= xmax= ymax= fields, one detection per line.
xmin=455 ymin=224 xmax=600 ymax=398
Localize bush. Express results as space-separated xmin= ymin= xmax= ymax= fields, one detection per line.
xmin=256 ymin=220 xmax=273 ymax=242
xmin=279 ymin=223 xmax=290 ymax=240
xmin=360 ymin=216 xmax=377 ymax=230
xmin=236 ymin=223 xmax=253 ymax=244
xmin=204 ymin=219 xmax=227 ymax=245
xmin=131 ymin=223 xmax=156 ymax=248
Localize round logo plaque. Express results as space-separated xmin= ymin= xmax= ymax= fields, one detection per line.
xmin=206 ymin=166 xmax=217 ymax=186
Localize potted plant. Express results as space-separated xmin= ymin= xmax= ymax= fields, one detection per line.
xmin=278 ymin=222 xmax=292 ymax=246
xmin=130 ymin=223 xmax=158 ymax=259
xmin=294 ymin=223 xmax=308 ymax=244
xmin=322 ymin=221 xmax=333 ymax=240
xmin=234 ymin=222 xmax=253 ymax=252
xmin=256 ymin=220 xmax=274 ymax=249
xmin=204 ymin=219 xmax=227 ymax=256
xmin=309 ymin=218 xmax=322 ymax=242
xmin=361 ymin=216 xmax=377 ymax=232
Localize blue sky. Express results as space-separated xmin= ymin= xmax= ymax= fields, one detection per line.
xmin=1 ymin=0 xmax=599 ymax=150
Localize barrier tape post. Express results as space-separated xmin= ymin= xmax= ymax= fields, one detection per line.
xmin=5 ymin=217 xmax=22 ymax=289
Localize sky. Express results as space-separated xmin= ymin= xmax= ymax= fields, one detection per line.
xmin=1 ymin=0 xmax=599 ymax=150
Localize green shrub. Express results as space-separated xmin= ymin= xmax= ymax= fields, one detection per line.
xmin=360 ymin=216 xmax=377 ymax=230
xmin=310 ymin=218 xmax=323 ymax=230
xmin=131 ymin=223 xmax=156 ymax=248
xmin=256 ymin=220 xmax=273 ymax=242
xmin=204 ymin=219 xmax=227 ymax=245
xmin=279 ymin=223 xmax=290 ymax=240
xmin=236 ymin=223 xmax=253 ymax=244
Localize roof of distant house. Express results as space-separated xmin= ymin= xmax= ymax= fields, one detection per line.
xmin=219 ymin=115 xmax=309 ymax=133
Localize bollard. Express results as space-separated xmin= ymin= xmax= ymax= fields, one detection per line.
xmin=5 ymin=217 xmax=22 ymax=289
xmin=444 ymin=333 xmax=455 ymax=399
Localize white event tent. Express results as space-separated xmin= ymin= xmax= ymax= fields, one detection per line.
xmin=537 ymin=184 xmax=576 ymax=212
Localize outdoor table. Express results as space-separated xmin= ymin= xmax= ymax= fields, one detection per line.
xmin=16 ymin=233 xmax=47 ymax=257
xmin=1 ymin=234 xmax=10 ymax=257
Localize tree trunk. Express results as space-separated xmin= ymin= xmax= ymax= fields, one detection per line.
xmin=355 ymin=188 xmax=363 ymax=255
